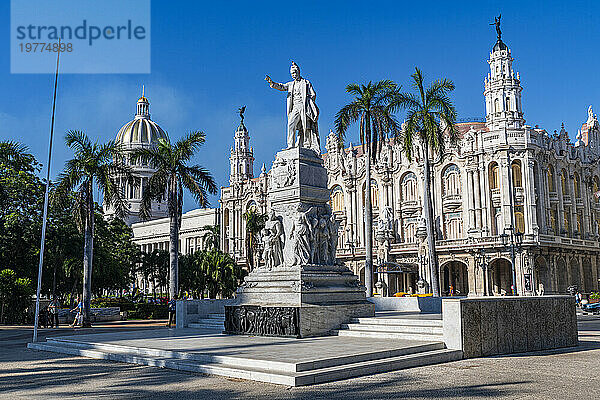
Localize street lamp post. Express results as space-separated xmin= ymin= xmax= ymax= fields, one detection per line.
xmin=500 ymin=227 xmax=523 ymax=295
xmin=470 ymin=248 xmax=489 ymax=296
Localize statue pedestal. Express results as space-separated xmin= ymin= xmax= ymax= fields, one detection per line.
xmin=225 ymin=147 xmax=373 ymax=338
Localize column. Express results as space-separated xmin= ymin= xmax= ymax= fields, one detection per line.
xmin=591 ymin=255 xmax=599 ymax=291
xmin=557 ymin=170 xmax=565 ymax=234
xmin=467 ymin=256 xmax=477 ymax=296
xmin=578 ymin=255 xmax=585 ymax=290
xmin=569 ymin=171 xmax=578 ymax=237
xmin=537 ymin=163 xmax=548 ymax=234
xmin=582 ymin=172 xmax=591 ymax=237
xmin=524 ymin=159 xmax=538 ymax=234
xmin=500 ymin=157 xmax=510 ymax=233
xmin=474 ymin=168 xmax=482 ymax=230
xmin=467 ymin=170 xmax=475 ymax=233
xmin=480 ymin=158 xmax=491 ymax=235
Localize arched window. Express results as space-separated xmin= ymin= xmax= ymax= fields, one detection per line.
xmin=550 ymin=208 xmax=558 ymax=233
xmin=506 ymin=97 xmax=511 ymax=111
xmin=574 ymin=173 xmax=581 ymax=198
xmin=442 ymin=165 xmax=461 ymax=196
xmin=331 ymin=185 xmax=344 ymax=212
xmin=489 ymin=162 xmax=500 ymax=190
xmin=547 ymin=165 xmax=556 ymax=192
xmin=404 ymin=218 xmax=417 ymax=243
xmin=494 ymin=98 xmax=500 ymax=113
xmin=401 ymin=172 xmax=418 ymax=202
xmin=362 ymin=179 xmax=379 ymax=209
xmin=444 ymin=212 xmax=463 ymax=239
xmin=560 ymin=169 xmax=568 ymax=194
xmin=514 ymin=205 xmax=525 ymax=234
xmin=511 ymin=160 xmax=522 ymax=188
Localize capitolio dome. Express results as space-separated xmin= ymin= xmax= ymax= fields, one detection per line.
xmin=115 ymin=89 xmax=168 ymax=146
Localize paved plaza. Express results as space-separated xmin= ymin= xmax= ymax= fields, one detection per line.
xmin=0 ymin=316 xmax=598 ymax=399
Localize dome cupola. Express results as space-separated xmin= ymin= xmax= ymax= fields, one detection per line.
xmin=116 ymin=87 xmax=168 ymax=147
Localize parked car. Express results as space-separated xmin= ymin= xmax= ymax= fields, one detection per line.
xmin=581 ymin=302 xmax=600 ymax=314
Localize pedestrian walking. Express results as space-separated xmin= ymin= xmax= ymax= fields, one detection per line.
xmin=48 ymin=297 xmax=60 ymax=328
xmin=70 ymin=296 xmax=83 ymax=327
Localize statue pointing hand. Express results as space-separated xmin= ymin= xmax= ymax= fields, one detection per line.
xmin=265 ymin=62 xmax=320 ymax=153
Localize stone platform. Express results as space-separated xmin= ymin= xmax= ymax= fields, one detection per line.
xmin=28 ymin=319 xmax=461 ymax=386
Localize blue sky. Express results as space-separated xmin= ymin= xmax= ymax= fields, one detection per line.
xmin=1 ymin=0 xmax=599 ymax=210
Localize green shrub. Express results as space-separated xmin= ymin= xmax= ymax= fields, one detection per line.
xmin=127 ymin=303 xmax=168 ymax=320
xmin=590 ymin=292 xmax=600 ymax=300
xmin=91 ymin=296 xmax=135 ymax=312
xmin=0 ymin=269 xmax=34 ymax=324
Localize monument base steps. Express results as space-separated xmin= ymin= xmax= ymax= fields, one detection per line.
xmin=331 ymin=313 xmax=445 ymax=341
xmin=188 ymin=313 xmax=225 ymax=331
xmin=28 ymin=333 xmax=461 ymax=386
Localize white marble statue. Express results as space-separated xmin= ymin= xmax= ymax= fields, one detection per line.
xmin=265 ymin=62 xmax=320 ymax=153
xmin=289 ymin=208 xmax=311 ymax=265
xmin=587 ymin=105 xmax=599 ymax=131
xmin=377 ymin=206 xmax=394 ymax=233
xmin=262 ymin=211 xmax=284 ymax=269
xmin=316 ymin=216 xmax=331 ymax=264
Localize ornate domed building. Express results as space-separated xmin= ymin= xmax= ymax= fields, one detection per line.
xmin=103 ymin=90 xmax=169 ymax=225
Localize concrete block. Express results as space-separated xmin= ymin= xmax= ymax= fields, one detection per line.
xmin=512 ymin=300 xmax=528 ymax=353
xmin=496 ymin=299 xmax=514 ymax=354
xmin=460 ymin=300 xmax=481 ymax=358
xmin=442 ymin=299 xmax=463 ymax=351
xmin=480 ymin=300 xmax=498 ymax=356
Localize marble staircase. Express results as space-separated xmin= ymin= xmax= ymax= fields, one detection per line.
xmin=28 ymin=334 xmax=461 ymax=386
xmin=188 ymin=313 xmax=225 ymax=331
xmin=331 ymin=312 xmax=444 ymax=342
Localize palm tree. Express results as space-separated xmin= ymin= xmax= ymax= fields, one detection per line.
xmin=334 ymin=80 xmax=402 ymax=296
xmin=132 ymin=132 xmax=217 ymax=300
xmin=242 ymin=208 xmax=267 ymax=271
xmin=200 ymin=224 xmax=220 ymax=250
xmin=54 ymin=130 xmax=132 ymax=326
xmin=398 ymin=68 xmax=458 ymax=296
xmin=0 ymin=141 xmax=35 ymax=171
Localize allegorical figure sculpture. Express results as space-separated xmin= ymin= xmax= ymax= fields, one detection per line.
xmin=262 ymin=211 xmax=284 ymax=269
xmin=289 ymin=206 xmax=311 ymax=265
xmin=265 ymin=62 xmax=320 ymax=153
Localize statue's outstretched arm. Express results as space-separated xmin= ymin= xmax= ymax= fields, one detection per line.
xmin=265 ymin=75 xmax=287 ymax=92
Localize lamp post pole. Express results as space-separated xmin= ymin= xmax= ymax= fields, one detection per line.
xmin=470 ymin=248 xmax=489 ymax=296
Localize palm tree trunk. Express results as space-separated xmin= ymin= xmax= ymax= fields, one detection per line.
xmin=169 ymin=212 xmax=179 ymax=299
xmin=82 ymin=186 xmax=94 ymax=327
xmin=421 ymin=143 xmax=440 ymax=296
xmin=364 ymin=126 xmax=374 ymax=297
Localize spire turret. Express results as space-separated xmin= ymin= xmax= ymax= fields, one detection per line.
xmin=229 ymin=106 xmax=254 ymax=185
xmin=484 ymin=22 xmax=524 ymax=130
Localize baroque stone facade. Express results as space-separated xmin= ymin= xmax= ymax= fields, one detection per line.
xmin=221 ymin=35 xmax=600 ymax=297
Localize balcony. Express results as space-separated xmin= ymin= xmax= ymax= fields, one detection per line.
xmin=563 ymin=195 xmax=572 ymax=205
xmin=513 ymin=187 xmax=525 ymax=203
xmin=549 ymin=192 xmax=558 ymax=203
xmin=490 ymin=188 xmax=501 ymax=207
xmin=400 ymin=200 xmax=420 ymax=213
xmin=442 ymin=193 xmax=462 ymax=210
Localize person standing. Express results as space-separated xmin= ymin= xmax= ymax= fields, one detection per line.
xmin=48 ymin=297 xmax=60 ymax=328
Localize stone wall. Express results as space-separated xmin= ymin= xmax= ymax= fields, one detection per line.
xmin=176 ymin=299 xmax=234 ymax=328
xmin=443 ymin=296 xmax=578 ymax=358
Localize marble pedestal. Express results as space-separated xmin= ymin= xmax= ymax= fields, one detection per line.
xmin=225 ymin=147 xmax=373 ymax=338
